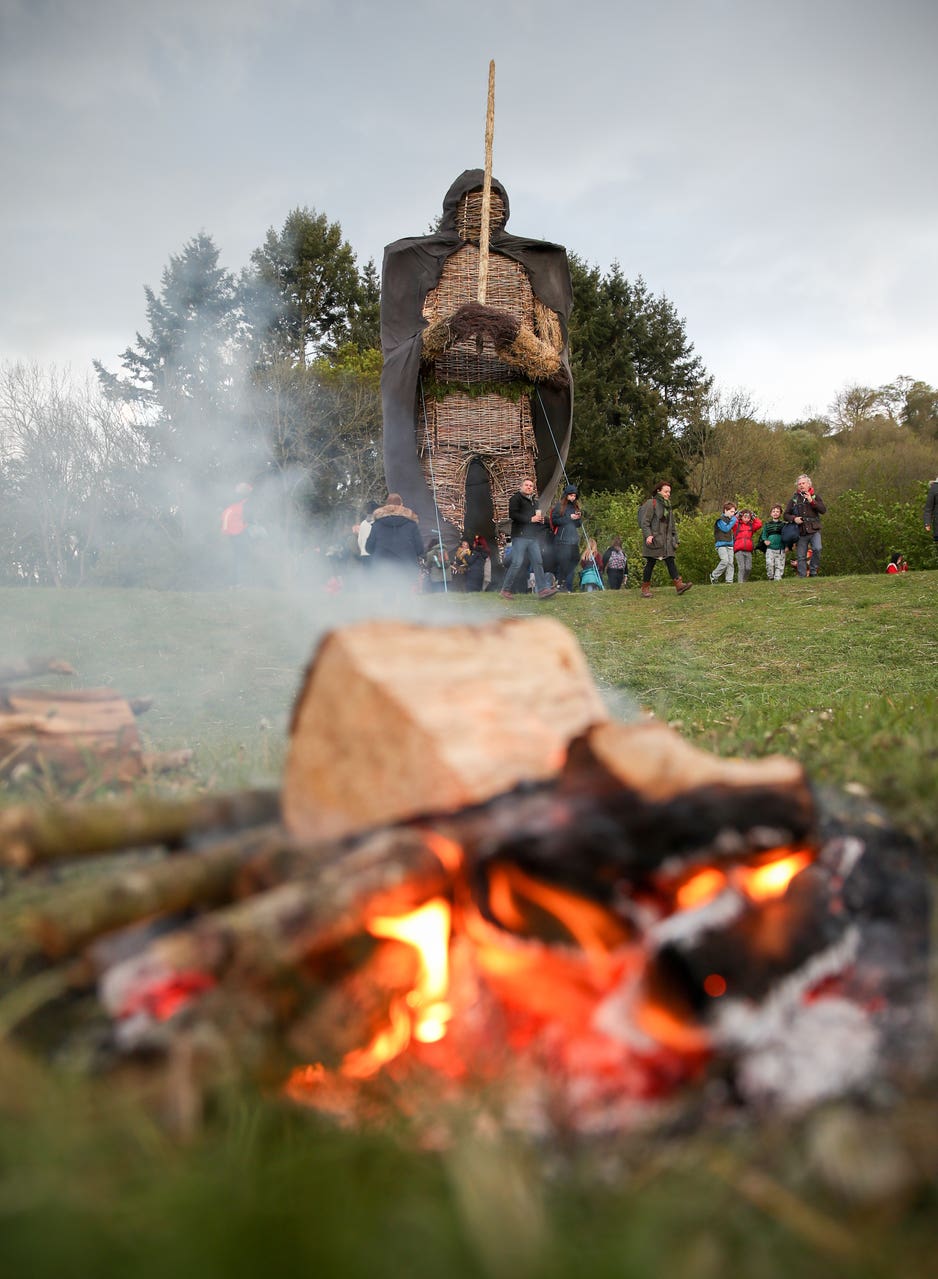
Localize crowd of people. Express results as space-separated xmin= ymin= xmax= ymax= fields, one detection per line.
xmin=708 ymin=476 xmax=828 ymax=584
xmin=325 ymin=473 xmax=830 ymax=597
xmin=223 ymin=466 xmax=934 ymax=593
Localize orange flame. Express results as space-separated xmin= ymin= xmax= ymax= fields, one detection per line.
xmin=671 ymin=849 xmax=813 ymax=912
xmin=336 ymin=898 xmax=453 ymax=1078
xmin=421 ymin=829 xmax=464 ymax=875
xmin=485 ymin=864 xmax=630 ymax=956
xmin=737 ymin=850 xmax=812 ymax=902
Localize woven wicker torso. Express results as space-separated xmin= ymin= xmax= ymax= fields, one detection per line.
xmin=423 ymin=245 xmax=535 ymax=385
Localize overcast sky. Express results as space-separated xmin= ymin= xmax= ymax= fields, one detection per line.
xmin=2 ymin=0 xmax=936 ymax=422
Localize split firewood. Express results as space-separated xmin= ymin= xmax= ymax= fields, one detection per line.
xmin=0 ymin=688 xmax=143 ymax=784
xmin=283 ymin=617 xmax=609 ymax=842
xmin=0 ymin=657 xmax=75 ymax=685
xmin=0 ymin=787 xmax=281 ymax=870
xmin=557 ymin=721 xmax=816 ymax=868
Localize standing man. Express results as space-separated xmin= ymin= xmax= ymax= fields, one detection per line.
xmin=499 ymin=478 xmax=559 ymax=599
xmin=365 ymin=492 xmax=425 ymax=585
xmin=784 ymin=474 xmax=827 ymax=578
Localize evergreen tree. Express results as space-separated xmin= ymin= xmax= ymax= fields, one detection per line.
xmin=94 ymin=233 xmax=246 ymax=486
xmin=565 ymin=258 xmax=711 ymax=501
xmin=244 ymin=208 xmax=365 ymax=365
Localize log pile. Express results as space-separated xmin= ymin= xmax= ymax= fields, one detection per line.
xmin=0 ymin=659 xmax=191 ymax=788
xmin=0 ymin=620 xmax=929 ymax=1138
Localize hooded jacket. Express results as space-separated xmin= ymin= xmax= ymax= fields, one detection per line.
xmin=550 ymin=487 xmax=583 ymax=545
xmin=638 ymin=494 xmax=679 ymax=558
xmin=365 ymin=501 xmax=424 ymax=566
xmin=380 ymin=171 xmax=574 ymax=533
xmin=733 ymin=515 xmax=763 ymax=553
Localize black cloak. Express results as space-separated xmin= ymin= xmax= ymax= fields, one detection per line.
xmin=380 ymin=170 xmax=574 ymax=533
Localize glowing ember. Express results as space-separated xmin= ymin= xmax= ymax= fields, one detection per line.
xmin=118 ymin=970 xmax=216 ymax=1022
xmin=671 ymin=849 xmax=813 ymax=912
xmin=283 ymin=845 xmax=825 ymax=1123
xmin=675 ymin=866 xmax=727 ymax=911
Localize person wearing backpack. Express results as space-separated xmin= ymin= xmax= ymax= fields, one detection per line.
xmin=578 ymin=538 xmax=604 ymax=591
xmin=709 ymin=502 xmax=738 ymax=584
xmin=638 ymin=481 xmax=692 ymax=597
xmin=602 ymin=536 xmax=628 ymax=589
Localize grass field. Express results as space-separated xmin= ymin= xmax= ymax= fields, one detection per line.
xmin=1 ymin=577 xmax=936 ymax=1278
xmin=2 ymin=574 xmax=935 ymax=847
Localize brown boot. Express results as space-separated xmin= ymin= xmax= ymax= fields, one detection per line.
xmin=673 ymin=577 xmax=693 ymax=595
xmin=640 ymin=582 xmax=652 ymax=599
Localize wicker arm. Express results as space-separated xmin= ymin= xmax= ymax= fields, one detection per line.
xmin=498 ymin=298 xmax=566 ymax=383
xmin=421 ymin=316 xmax=454 ymax=360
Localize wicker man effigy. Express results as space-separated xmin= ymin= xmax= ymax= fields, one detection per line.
xmin=380 ymin=170 xmax=574 ymax=547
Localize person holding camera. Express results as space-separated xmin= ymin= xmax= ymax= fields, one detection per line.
xmin=784 ymin=475 xmax=827 ymax=578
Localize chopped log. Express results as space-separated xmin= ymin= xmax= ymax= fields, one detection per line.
xmin=0 ymin=657 xmax=75 ymax=685
xmin=0 ymin=688 xmax=143 ymax=785
xmin=283 ymin=618 xmax=609 ymax=841
xmin=564 ymin=720 xmax=809 ymax=804
xmin=558 ymin=721 xmax=816 ymax=867
xmin=0 ymin=788 xmax=281 ymax=870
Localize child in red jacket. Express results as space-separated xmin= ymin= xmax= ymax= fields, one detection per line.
xmin=733 ymin=509 xmax=763 ymax=583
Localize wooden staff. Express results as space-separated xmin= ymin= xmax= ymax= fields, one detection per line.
xmin=477 ymin=59 xmax=496 ymax=304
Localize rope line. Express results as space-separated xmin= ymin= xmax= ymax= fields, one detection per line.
xmin=418 ymin=376 xmax=449 ymax=594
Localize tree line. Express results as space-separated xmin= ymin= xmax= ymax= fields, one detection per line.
xmin=1 ymin=206 xmax=935 ymax=586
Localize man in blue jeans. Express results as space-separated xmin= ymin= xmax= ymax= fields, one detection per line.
xmin=500 ymin=478 xmax=559 ymax=599
xmin=784 ymin=474 xmax=827 ymax=577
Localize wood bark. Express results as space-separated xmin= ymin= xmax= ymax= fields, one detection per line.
xmin=0 ymin=788 xmax=281 ymax=870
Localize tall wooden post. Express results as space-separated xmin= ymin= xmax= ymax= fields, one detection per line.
xmin=477 ymin=60 xmax=496 ymax=304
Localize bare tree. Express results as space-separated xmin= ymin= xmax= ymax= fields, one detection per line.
xmin=0 ymin=363 xmax=148 ymax=585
